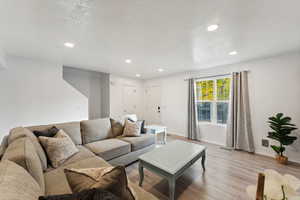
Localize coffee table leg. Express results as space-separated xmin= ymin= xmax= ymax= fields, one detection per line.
xmin=168 ymin=177 xmax=176 ymax=200
xmin=139 ymin=161 xmax=144 ymax=186
xmin=201 ymin=150 xmax=206 ymax=172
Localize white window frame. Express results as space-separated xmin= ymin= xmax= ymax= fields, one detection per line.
xmin=195 ymin=75 xmax=231 ymax=126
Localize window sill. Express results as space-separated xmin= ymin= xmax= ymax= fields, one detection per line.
xmin=198 ymin=122 xmax=227 ymax=127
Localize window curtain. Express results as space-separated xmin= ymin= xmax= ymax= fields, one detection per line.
xmin=226 ymin=71 xmax=254 ymax=152
xmin=188 ymin=78 xmax=198 ymax=140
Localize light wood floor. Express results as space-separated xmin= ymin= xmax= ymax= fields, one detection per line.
xmin=126 ymin=135 xmax=300 ymax=200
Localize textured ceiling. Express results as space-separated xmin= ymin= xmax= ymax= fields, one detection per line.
xmin=0 ymin=0 xmax=300 ymax=79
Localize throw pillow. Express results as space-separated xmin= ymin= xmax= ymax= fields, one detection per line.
xmin=39 ymin=188 xmax=120 ymax=200
xmin=122 ymin=120 xmax=141 ymax=137
xmin=33 ymin=126 xmax=59 ymax=137
xmin=138 ymin=120 xmax=147 ymax=133
xmin=33 ymin=126 xmax=59 ymax=165
xmin=64 ymin=166 xmax=135 ymax=200
xmin=109 ymin=118 xmax=124 ymax=138
xmin=38 ymin=130 xmax=79 ymax=168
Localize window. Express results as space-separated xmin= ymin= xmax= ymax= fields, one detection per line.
xmin=195 ymin=77 xmax=231 ymax=124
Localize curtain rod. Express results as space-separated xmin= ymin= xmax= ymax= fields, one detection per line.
xmin=184 ymin=70 xmax=249 ymax=81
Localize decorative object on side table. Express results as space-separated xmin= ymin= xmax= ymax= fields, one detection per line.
xmin=267 ymin=113 xmax=298 ymax=165
xmin=246 ymin=169 xmax=300 ymax=200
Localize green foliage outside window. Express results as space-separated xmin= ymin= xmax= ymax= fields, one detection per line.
xmin=217 ymin=78 xmax=230 ymax=100
xmin=196 ymin=80 xmax=214 ymax=101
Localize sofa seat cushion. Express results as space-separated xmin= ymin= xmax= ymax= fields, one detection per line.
xmin=2 ymin=137 xmax=45 ymax=193
xmin=84 ymin=139 xmax=131 ymax=161
xmin=81 ymin=118 xmax=112 ymax=144
xmin=44 ymin=157 xmax=109 ymax=196
xmin=59 ymin=146 xmax=95 ymax=167
xmin=27 ymin=121 xmax=82 ymax=145
xmin=0 ymin=160 xmax=42 ymax=200
xmin=119 ymin=134 xmax=155 ymax=151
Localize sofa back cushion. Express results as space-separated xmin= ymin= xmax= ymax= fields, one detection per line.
xmin=81 ymin=118 xmax=112 ymax=144
xmin=8 ymin=127 xmax=48 ymax=170
xmin=0 ymin=160 xmax=42 ymax=200
xmin=2 ymin=137 xmax=45 ymax=194
xmin=27 ymin=121 xmax=82 ymax=145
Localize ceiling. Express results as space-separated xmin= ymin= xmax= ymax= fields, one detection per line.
xmin=0 ymin=0 xmax=300 ymax=79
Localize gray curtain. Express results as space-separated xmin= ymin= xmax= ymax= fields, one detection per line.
xmin=188 ymin=79 xmax=198 ymax=140
xmin=226 ymin=71 xmax=254 ymax=152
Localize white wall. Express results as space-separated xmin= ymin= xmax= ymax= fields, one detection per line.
xmin=0 ymin=56 xmax=88 ymax=139
xmin=145 ymin=52 xmax=300 ymax=163
xmin=0 ymin=47 xmax=7 ymax=69
xmin=144 ymin=74 xmax=188 ymax=136
xmin=63 ymin=66 xmax=110 ymax=119
xmin=110 ymin=75 xmax=145 ymax=121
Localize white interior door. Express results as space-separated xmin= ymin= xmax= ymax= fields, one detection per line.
xmin=122 ymin=85 xmax=138 ymax=116
xmin=145 ymin=85 xmax=161 ymax=125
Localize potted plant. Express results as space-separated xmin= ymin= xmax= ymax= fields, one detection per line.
xmin=267 ymin=113 xmax=298 ymax=165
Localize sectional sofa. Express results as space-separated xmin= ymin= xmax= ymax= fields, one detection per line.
xmin=0 ymin=117 xmax=158 ymax=200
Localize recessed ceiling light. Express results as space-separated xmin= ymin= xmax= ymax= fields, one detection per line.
xmin=125 ymin=59 xmax=132 ymax=64
xmin=157 ymin=68 xmax=164 ymax=72
xmin=136 ymin=74 xmax=141 ymax=77
xmin=64 ymin=42 xmax=75 ymax=48
xmin=207 ymin=24 xmax=219 ymax=32
xmin=229 ymin=51 xmax=238 ymax=55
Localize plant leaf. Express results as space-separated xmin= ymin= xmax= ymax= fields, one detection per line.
xmin=276 ymin=113 xmax=284 ymax=119
xmin=281 ymin=136 xmax=298 ymax=145
xmin=271 ymin=145 xmax=282 ymax=154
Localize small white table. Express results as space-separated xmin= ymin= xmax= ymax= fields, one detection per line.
xmin=145 ymin=124 xmax=167 ymax=144
xmin=139 ymin=140 xmax=206 ymax=200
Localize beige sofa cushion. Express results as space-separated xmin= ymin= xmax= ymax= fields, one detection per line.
xmin=59 ymin=145 xmax=95 ymax=167
xmin=64 ymin=166 xmax=135 ymax=200
xmin=81 ymin=118 xmax=112 ymax=144
xmin=84 ymin=139 xmax=131 ymax=161
xmin=39 ymin=130 xmax=79 ymax=168
xmin=44 ymin=156 xmax=109 ymax=196
xmin=0 ymin=160 xmax=42 ymax=200
xmin=2 ymin=137 xmax=45 ymax=193
xmin=27 ymin=121 xmax=82 ymax=145
xmin=8 ymin=127 xmax=48 ymax=170
xmin=119 ymin=134 xmax=155 ymax=151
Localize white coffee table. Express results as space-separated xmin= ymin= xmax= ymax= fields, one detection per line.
xmin=145 ymin=124 xmax=167 ymax=144
xmin=138 ymin=140 xmax=206 ymax=200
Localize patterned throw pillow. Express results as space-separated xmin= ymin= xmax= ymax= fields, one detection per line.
xmin=122 ymin=120 xmax=141 ymax=137
xmin=39 ymin=188 xmax=120 ymax=200
xmin=64 ymin=166 xmax=135 ymax=200
xmin=38 ymin=130 xmax=79 ymax=168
